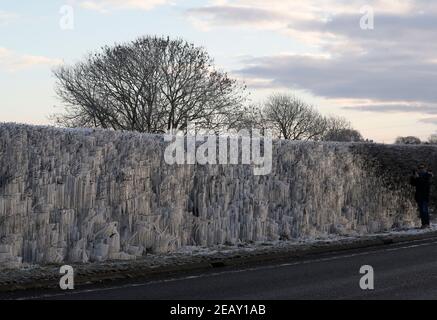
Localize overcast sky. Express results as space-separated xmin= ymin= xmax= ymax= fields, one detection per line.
xmin=1 ymin=0 xmax=437 ymax=143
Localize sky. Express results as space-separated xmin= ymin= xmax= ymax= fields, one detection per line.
xmin=1 ymin=0 xmax=437 ymax=143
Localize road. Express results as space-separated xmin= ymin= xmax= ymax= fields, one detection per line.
xmin=3 ymin=237 xmax=437 ymax=300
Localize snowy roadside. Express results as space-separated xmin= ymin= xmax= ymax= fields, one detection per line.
xmin=1 ymin=224 xmax=437 ymax=292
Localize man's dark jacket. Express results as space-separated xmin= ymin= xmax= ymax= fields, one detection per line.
xmin=410 ymin=171 xmax=432 ymax=202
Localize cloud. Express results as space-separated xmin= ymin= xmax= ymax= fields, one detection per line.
xmin=185 ymin=0 xmax=419 ymax=34
xmin=186 ymin=5 xmax=305 ymax=30
xmin=79 ymin=0 xmax=171 ymax=13
xmin=186 ymin=1 xmax=437 ymax=110
xmin=295 ymin=12 xmax=437 ymax=56
xmin=0 ymin=48 xmax=62 ymax=72
xmin=419 ymin=117 xmax=437 ymax=125
xmin=194 ymin=1 xmax=435 ymax=117
xmin=236 ymin=50 xmax=437 ymax=103
xmin=0 ymin=10 xmax=19 ymax=25
xmin=342 ymin=104 xmax=437 ymax=114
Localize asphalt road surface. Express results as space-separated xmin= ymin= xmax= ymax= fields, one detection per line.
xmin=3 ymin=237 xmax=437 ymax=300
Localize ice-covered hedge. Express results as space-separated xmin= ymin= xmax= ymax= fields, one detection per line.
xmin=0 ymin=123 xmax=430 ymax=268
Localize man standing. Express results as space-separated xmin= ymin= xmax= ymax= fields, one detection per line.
xmin=410 ymin=164 xmax=433 ymax=229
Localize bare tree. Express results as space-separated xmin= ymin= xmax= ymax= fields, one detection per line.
xmin=262 ymin=94 xmax=327 ymax=140
xmin=324 ymin=128 xmax=363 ymax=142
xmin=322 ymin=116 xmax=363 ymax=142
xmin=226 ymin=104 xmax=269 ymax=135
xmin=395 ymin=136 xmax=422 ymax=145
xmin=428 ymin=134 xmax=437 ymax=145
xmin=52 ymin=36 xmax=246 ymax=133
xmin=325 ymin=116 xmax=351 ymax=133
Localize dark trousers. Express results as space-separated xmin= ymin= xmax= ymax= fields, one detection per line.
xmin=417 ymin=200 xmax=430 ymax=226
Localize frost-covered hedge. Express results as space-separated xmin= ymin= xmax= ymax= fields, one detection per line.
xmin=0 ymin=123 xmax=431 ymax=268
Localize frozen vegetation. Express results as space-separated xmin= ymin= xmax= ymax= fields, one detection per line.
xmin=0 ymin=123 xmax=422 ymax=268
